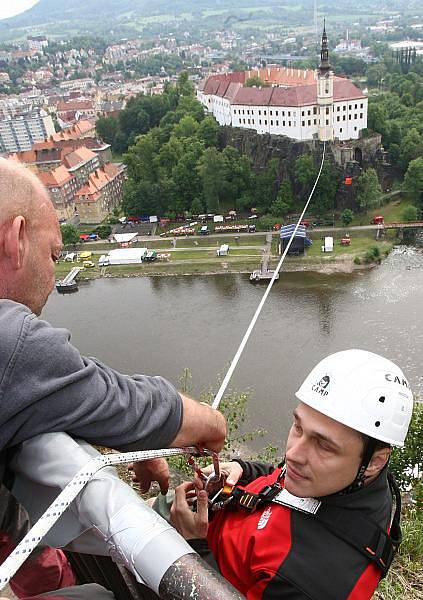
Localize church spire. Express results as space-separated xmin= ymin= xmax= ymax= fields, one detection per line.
xmin=319 ymin=19 xmax=330 ymax=74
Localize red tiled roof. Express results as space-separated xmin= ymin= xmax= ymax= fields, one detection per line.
xmin=37 ymin=165 xmax=74 ymax=188
xmin=232 ymin=79 xmax=365 ymax=107
xmin=57 ymin=100 xmax=94 ymax=112
xmin=64 ymin=146 xmax=97 ymax=169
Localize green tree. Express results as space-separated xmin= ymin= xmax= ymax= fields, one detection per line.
xmin=399 ymin=128 xmax=423 ymax=170
xmin=402 ymin=205 xmax=418 ymax=222
xmin=94 ymin=224 xmax=112 ymax=239
xmin=60 ymin=224 xmax=79 ymax=246
xmin=254 ymin=159 xmax=279 ymax=213
xmin=356 ymin=169 xmax=381 ymax=212
xmin=198 ymin=147 xmax=225 ymax=213
xmin=341 ymin=209 xmax=354 ymax=226
xmin=197 ymin=116 xmax=220 ymax=148
xmin=403 ymin=157 xmax=423 ymax=204
xmin=295 ymin=155 xmax=316 ymax=187
xmin=245 ymin=75 xmax=269 ymax=88
xmin=173 ymin=115 xmax=199 ymax=139
xmin=96 ymin=115 xmax=119 ymax=145
xmin=191 ymin=197 xmax=204 ymax=215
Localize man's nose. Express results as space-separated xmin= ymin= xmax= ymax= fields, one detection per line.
xmin=286 ymin=436 xmax=308 ymax=465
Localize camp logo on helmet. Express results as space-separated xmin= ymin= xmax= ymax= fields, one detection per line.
xmin=311 ymin=375 xmax=330 ymax=396
xmin=385 ymin=373 xmax=410 ymax=388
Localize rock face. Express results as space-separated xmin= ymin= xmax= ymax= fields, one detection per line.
xmin=219 ymin=126 xmax=387 ymax=210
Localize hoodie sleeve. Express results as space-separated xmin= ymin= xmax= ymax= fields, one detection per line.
xmin=0 ymin=301 xmax=182 ymax=451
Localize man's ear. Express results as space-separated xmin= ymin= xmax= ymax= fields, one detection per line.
xmin=364 ymin=447 xmax=391 ymax=478
xmin=4 ymin=216 xmax=27 ymax=269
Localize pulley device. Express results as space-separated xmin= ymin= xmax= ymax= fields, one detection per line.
xmin=0 ymin=143 xmax=326 ymax=590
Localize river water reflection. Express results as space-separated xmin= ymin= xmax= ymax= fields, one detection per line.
xmin=44 ymin=247 xmax=423 ymax=451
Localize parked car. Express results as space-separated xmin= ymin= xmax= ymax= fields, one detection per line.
xmin=83 ymin=261 xmax=95 ymax=268
xmin=198 ymin=226 xmax=210 ymax=235
xmin=370 ymin=216 xmax=384 ymax=225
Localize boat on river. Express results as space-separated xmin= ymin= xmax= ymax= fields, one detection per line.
xmin=56 ymin=266 xmax=83 ymax=294
xmin=249 ymin=269 xmax=279 ymax=283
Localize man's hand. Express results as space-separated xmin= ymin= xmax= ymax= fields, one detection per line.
xmin=170 ymin=480 xmax=209 ymax=540
xmin=171 ymin=394 xmax=227 ymax=453
xmin=201 ymin=461 xmax=244 ymax=487
xmin=128 ymin=458 xmax=169 ymax=494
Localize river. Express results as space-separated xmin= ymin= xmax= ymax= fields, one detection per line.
xmin=44 ymin=247 xmax=423 ymax=453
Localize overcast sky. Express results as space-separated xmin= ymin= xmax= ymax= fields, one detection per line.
xmin=0 ymin=0 xmax=39 ymax=20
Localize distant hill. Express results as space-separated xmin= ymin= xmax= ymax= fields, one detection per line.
xmin=0 ymin=0 xmax=421 ymax=43
xmin=0 ymin=0 xmax=290 ymax=41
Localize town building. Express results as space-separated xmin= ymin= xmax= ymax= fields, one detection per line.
xmin=75 ymin=163 xmax=126 ymax=223
xmin=27 ymin=36 xmax=48 ymax=52
xmin=0 ymin=110 xmax=55 ymax=153
xmin=197 ymin=25 xmax=367 ymax=142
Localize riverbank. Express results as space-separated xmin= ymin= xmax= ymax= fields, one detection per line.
xmin=56 ymin=238 xmax=394 ymax=281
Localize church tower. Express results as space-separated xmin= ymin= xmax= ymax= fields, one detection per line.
xmin=317 ymin=20 xmax=334 ymax=141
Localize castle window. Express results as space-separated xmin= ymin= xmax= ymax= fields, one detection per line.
xmin=259 ymin=119 xmax=262 ymax=125
xmin=354 ymin=126 xmax=357 ymax=131
xmin=288 ymin=121 xmax=291 ymax=127
xmin=302 ymin=121 xmax=305 ymax=127
xmin=326 ymin=119 xmax=329 ymax=125
xmin=243 ymin=119 xmax=246 ymax=124
xmin=360 ymin=103 xmax=363 ymax=109
xmin=302 ymin=111 xmax=305 ymax=116
xmin=283 ymin=121 xmax=286 ymax=126
xmin=337 ymin=116 xmax=340 ymax=122
xmin=259 ymin=110 xmax=261 ymax=115
xmin=340 ymin=128 xmax=343 ymax=133
xmin=343 ymin=115 xmax=346 ymax=121
xmin=354 ymin=104 xmax=357 ymax=109
xmin=343 ymin=106 xmax=346 ymax=111
xmin=270 ymin=110 xmax=273 ymax=116
xmin=326 ymin=107 xmax=329 ymax=114
xmin=349 ymin=115 xmax=352 ymax=120
xmin=337 ymin=106 xmax=340 ymax=111
xmin=248 ymin=119 xmax=250 ymax=124
xmin=308 ymin=120 xmax=311 ymax=126
xmin=288 ymin=111 xmax=291 ymax=117
xmin=313 ymin=107 xmax=318 ymax=114
xmin=265 ymin=120 xmax=267 ymax=125
xmin=271 ymin=120 xmax=273 ymax=126
xmin=276 ymin=120 xmax=279 ymax=126
xmin=360 ymin=113 xmax=363 ymax=119
xmin=314 ymin=119 xmax=317 ymax=125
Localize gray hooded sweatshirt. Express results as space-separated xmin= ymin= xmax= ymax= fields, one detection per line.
xmin=0 ymin=300 xmax=182 ymax=451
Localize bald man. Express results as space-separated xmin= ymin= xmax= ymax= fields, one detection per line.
xmin=0 ymin=159 xmax=233 ymax=599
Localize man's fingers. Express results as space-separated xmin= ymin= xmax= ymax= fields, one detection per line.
xmin=196 ymin=489 xmax=209 ymax=526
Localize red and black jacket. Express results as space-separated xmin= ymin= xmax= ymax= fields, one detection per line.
xmin=190 ymin=462 xmax=396 ymax=599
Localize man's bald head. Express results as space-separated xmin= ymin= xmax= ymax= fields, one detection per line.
xmin=0 ymin=158 xmax=54 ymax=233
xmin=0 ymin=158 xmax=62 ymax=314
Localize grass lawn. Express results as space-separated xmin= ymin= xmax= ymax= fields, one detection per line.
xmin=348 ymin=198 xmax=415 ymax=226
xmin=305 ymin=237 xmax=392 ymax=259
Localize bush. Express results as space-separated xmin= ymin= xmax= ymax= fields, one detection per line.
xmin=95 ymin=224 xmax=113 ymax=239
xmin=402 ymin=205 xmax=418 ymax=222
xmin=354 ymin=256 xmax=361 ymax=265
xmin=341 ymin=209 xmax=354 ymax=227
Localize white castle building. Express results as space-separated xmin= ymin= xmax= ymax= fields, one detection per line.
xmin=197 ymin=25 xmax=367 ymax=142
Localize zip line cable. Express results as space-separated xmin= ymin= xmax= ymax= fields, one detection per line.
xmin=0 ymin=142 xmax=326 ymax=589
xmin=212 ymin=141 xmax=326 ymax=409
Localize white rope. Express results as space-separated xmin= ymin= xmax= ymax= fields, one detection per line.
xmin=212 ymin=142 xmax=326 ymax=409
xmin=0 ymin=447 xmax=196 ymax=590
xmin=0 ymin=143 xmax=326 ymax=589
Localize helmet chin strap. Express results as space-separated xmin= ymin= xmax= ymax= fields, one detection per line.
xmin=339 ymin=437 xmax=378 ymax=495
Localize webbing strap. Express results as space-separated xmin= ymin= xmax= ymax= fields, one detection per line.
xmin=227 ymin=471 xmax=401 ymax=575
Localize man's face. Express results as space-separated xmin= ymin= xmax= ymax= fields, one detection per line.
xmin=21 ymin=193 xmax=62 ymax=315
xmin=284 ymin=402 xmax=364 ymax=498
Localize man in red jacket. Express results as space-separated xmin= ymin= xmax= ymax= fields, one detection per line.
xmin=168 ymin=350 xmax=414 ymax=600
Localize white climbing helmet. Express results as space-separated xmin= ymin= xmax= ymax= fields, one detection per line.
xmin=295 ymin=349 xmax=413 ymax=447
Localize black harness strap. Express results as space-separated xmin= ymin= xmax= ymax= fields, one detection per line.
xmin=226 ymin=471 xmax=402 ymax=576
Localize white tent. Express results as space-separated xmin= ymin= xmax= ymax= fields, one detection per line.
xmin=107 ymin=248 xmax=147 ymax=265
xmin=113 ymin=233 xmax=138 ymax=245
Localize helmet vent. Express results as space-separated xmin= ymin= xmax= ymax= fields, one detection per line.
xmin=375 ymin=421 xmax=381 ymax=427
xmin=379 ymin=396 xmax=385 ymax=403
